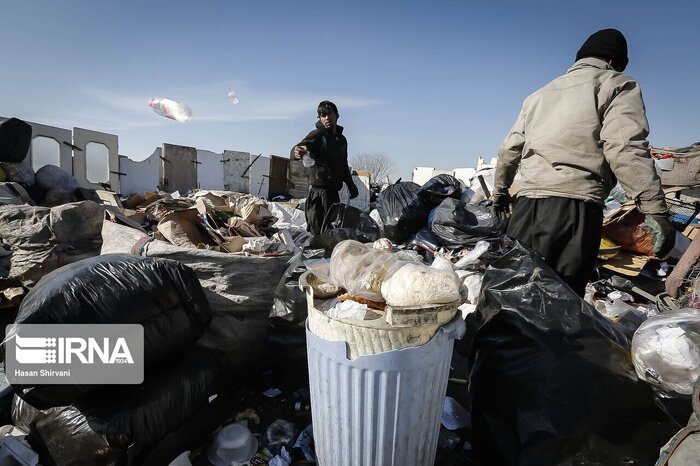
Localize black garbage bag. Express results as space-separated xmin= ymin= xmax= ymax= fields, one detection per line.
xmin=418 ymin=174 xmax=462 ymax=205
xmin=12 ymin=347 xmax=227 ymax=466
xmin=467 ymin=243 xmax=680 ymax=466
xmin=377 ymin=181 xmax=434 ymax=244
xmin=429 ymin=198 xmax=504 ymax=248
xmin=0 ymin=117 xmax=32 ymax=164
xmin=7 ymin=254 xmax=212 ymax=409
xmin=309 ymin=203 xmax=381 ymax=254
xmin=271 ymin=248 xmax=325 ymax=323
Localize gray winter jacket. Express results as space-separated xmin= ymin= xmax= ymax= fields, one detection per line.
xmin=495 ymin=57 xmax=667 ymax=214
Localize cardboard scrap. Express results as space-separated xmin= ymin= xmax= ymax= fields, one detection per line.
xmin=221 ymin=236 xmax=246 ymax=253
xmin=602 ymin=252 xmax=649 ymax=277
xmin=96 ymin=190 xmax=123 ymax=210
xmin=157 ymin=209 xmax=207 ymax=248
xmin=228 ymin=217 xmax=261 ymax=237
xmin=123 ymin=194 xmax=146 ymax=209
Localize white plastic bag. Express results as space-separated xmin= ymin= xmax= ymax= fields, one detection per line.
xmin=148 ymin=98 xmax=192 ymax=122
xmin=329 ymin=240 xmax=421 ymax=302
xmin=327 ymin=300 xmax=368 ymax=320
xmin=454 ymin=241 xmax=490 ymax=269
xmin=632 ymin=309 xmax=700 ymax=396
xmin=380 ymin=260 xmax=461 ymax=307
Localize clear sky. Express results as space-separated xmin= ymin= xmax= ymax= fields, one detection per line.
xmin=1 ymin=0 xmax=698 ymax=181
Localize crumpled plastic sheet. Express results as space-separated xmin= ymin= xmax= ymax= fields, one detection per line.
xmin=268 ymin=202 xmax=307 ymax=230
xmin=454 ymin=240 xmax=490 ymax=269
xmin=327 ymin=300 xmax=368 ymax=320
xmin=293 ymin=425 xmax=315 ymax=462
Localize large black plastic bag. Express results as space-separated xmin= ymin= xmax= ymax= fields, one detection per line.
xmin=377 ymin=181 xmax=434 ymax=244
xmin=12 ymin=347 xmax=226 ymax=466
xmin=8 ymin=254 xmax=212 ymax=409
xmin=0 ymin=117 xmax=32 ymax=164
xmin=271 ymin=248 xmax=325 ymax=323
xmin=429 ymin=197 xmax=503 ymax=247
xmin=467 ymin=243 xmax=679 ymax=466
xmin=309 ymin=203 xmax=381 ymax=254
xmin=418 ymin=174 xmax=462 ymax=205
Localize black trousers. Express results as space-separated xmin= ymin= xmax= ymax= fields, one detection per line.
xmin=305 ymin=186 xmax=340 ymax=235
xmin=506 ymin=196 xmax=603 ymax=297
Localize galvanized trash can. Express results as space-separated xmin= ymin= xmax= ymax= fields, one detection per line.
xmin=302 ymin=273 xmax=466 ymax=466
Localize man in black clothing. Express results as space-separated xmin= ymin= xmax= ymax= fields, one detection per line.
xmin=291 ymin=100 xmax=359 ymax=235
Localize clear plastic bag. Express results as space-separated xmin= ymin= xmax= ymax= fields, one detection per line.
xmin=329 ymin=240 xmax=401 ymax=301
xmin=329 ymin=240 xmax=421 ymax=301
xmin=632 ymin=309 xmax=700 ymax=397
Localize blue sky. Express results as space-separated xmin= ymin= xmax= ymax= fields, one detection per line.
xmin=1 ymin=0 xmax=698 ymax=181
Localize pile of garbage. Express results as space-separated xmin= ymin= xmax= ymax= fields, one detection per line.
xmin=272 ymin=174 xmax=504 ymax=326
xmin=111 ymin=190 xmax=309 ymax=255
xmin=3 ymin=107 xmax=700 ymax=465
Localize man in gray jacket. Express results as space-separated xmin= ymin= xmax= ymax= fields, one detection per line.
xmin=493 ymin=28 xmax=675 ymax=296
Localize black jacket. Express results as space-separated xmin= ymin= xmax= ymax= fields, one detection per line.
xmin=291 ymin=122 xmax=358 ymax=194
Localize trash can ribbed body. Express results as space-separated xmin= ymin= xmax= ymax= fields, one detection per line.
xmin=306 ymin=317 xmax=463 ymax=466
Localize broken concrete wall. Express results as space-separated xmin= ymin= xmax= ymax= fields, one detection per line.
xmin=196 ymin=150 xmax=225 ymax=191
xmin=248 ymin=155 xmax=270 ymax=199
xmin=453 ymin=168 xmax=477 ymax=185
xmin=119 ymin=148 xmax=161 ymax=195
xmin=223 ymin=150 xmax=250 ymax=193
xmin=412 ymin=167 xmax=435 ymax=186
xmin=73 ymin=127 xmax=120 ymax=193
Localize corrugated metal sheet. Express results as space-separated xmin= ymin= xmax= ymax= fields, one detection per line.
xmin=306 ymin=318 xmax=464 ymax=466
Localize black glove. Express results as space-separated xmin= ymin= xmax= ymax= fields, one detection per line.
xmin=645 ymin=214 xmax=676 ymax=258
xmin=492 ymin=190 xmax=513 ymax=221
xmin=348 ymin=185 xmax=359 ymax=200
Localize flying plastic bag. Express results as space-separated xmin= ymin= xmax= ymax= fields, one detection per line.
xmin=148 ymin=98 xmax=192 ymax=122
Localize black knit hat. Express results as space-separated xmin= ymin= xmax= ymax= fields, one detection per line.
xmin=575 ymin=28 xmax=628 ymax=71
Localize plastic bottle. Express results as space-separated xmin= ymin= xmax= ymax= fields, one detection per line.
xmin=148 ymin=98 xmax=192 ymax=122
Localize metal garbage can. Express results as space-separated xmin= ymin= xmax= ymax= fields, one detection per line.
xmin=302 ymin=272 xmax=466 ymax=466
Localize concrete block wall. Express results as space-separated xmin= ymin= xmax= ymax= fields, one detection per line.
xmin=3 ymin=116 xmax=372 ymax=210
